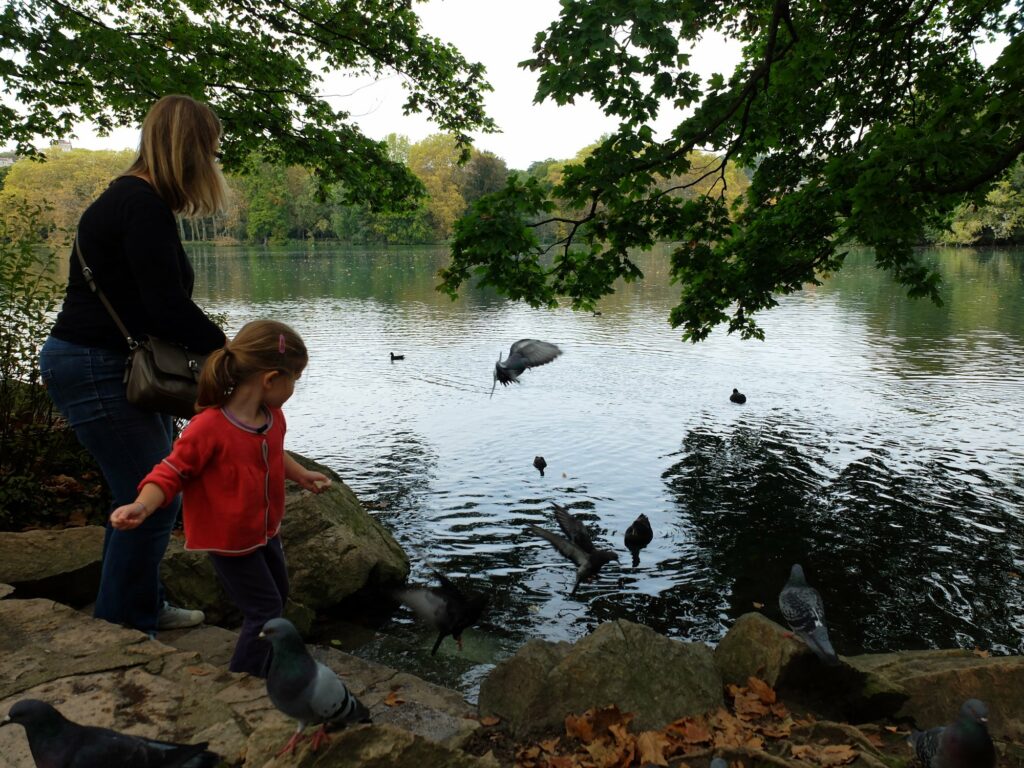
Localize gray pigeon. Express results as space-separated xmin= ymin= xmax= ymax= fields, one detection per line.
xmin=624 ymin=513 xmax=654 ymax=567
xmin=778 ymin=564 xmax=839 ymax=665
xmin=395 ymin=571 xmax=488 ymax=655
xmin=0 ymin=699 xmax=219 ymax=768
xmin=527 ymin=504 xmax=619 ymax=594
xmin=491 ymin=339 xmax=562 ymax=397
xmin=908 ymin=699 xmax=996 ymax=768
xmin=259 ymin=618 xmax=371 ymax=756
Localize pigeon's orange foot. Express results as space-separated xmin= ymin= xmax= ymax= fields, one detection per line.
xmin=276 ymin=731 xmax=306 ymax=757
xmin=309 ymin=726 xmax=332 ymax=752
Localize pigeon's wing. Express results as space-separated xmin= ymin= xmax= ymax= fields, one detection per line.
xmin=908 ymin=726 xmax=944 ymax=768
xmin=308 ymin=662 xmax=364 ymax=725
xmin=396 ymin=587 xmax=448 ymax=630
xmin=552 ymin=505 xmax=595 ymax=553
xmin=527 ymin=525 xmax=588 ymax=567
xmin=68 ymin=726 xmax=217 ymax=768
xmin=508 ymin=339 xmax=562 ymax=369
xmin=779 ymin=584 xmax=827 ymax=635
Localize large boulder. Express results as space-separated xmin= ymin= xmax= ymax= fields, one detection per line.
xmin=479 ymin=619 xmax=723 ymax=737
xmin=162 ymin=455 xmax=409 ymax=631
xmin=0 ymin=526 xmax=104 ymax=606
xmin=844 ymin=650 xmax=1024 ymax=742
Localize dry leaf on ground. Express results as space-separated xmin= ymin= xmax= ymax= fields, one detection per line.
xmin=480 ymin=715 xmax=501 ymax=727
xmin=383 ymin=690 xmax=404 ymax=707
xmin=636 ymin=731 xmax=671 ymax=766
xmin=791 ymin=743 xmax=858 ymax=766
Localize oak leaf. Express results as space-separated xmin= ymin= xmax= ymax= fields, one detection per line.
xmin=636 ymin=730 xmax=671 ymax=766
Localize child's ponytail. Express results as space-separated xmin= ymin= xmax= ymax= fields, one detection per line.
xmin=196 ymin=346 xmax=238 ymax=410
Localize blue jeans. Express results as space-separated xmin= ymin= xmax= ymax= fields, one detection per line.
xmin=39 ymin=335 xmax=180 ymax=635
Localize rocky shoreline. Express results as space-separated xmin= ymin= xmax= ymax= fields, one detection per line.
xmin=2 ymin=460 xmax=1022 ymax=767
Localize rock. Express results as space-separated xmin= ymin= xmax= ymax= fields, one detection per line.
xmin=0 ymin=596 xmax=485 ymax=768
xmin=0 ymin=526 xmax=104 ymax=606
xmin=845 ymin=650 xmax=1024 ymax=742
xmin=714 ymin=612 xmax=849 ymax=686
xmin=479 ymin=620 xmax=723 ymax=737
xmin=161 ymin=455 xmax=409 ymax=629
xmin=251 ymin=723 xmax=499 ymax=768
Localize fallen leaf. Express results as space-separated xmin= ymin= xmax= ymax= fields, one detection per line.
xmin=770 ymin=702 xmax=791 ymax=719
xmin=884 ymin=726 xmax=900 ymax=733
xmin=329 ymin=638 xmax=342 ymax=647
xmin=972 ymin=647 xmax=991 ymax=658
xmin=565 ymin=706 xmax=634 ymax=744
xmin=758 ymin=718 xmax=794 ymax=739
xmin=537 ymin=736 xmax=559 ymax=752
xmin=665 ymin=717 xmax=713 ymax=745
xmin=753 ymin=601 xmax=764 ymax=609
xmin=747 ymin=676 xmax=777 ymax=704
xmin=186 ymin=666 xmax=211 ymax=676
xmin=863 ymin=732 xmax=885 ymax=748
xmin=636 ymin=731 xmax=671 ymax=766
xmin=480 ymin=715 xmax=501 ymax=727
xmin=383 ymin=690 xmax=404 ymax=707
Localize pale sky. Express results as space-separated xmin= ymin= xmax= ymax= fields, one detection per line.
xmin=57 ymin=0 xmax=743 ymax=170
xmin=14 ymin=2 xmax=1006 ymax=168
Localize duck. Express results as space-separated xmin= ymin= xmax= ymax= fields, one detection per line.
xmin=730 ymin=388 xmax=746 ymax=404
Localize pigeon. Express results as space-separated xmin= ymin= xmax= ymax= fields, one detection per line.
xmin=624 ymin=513 xmax=654 ymax=567
xmin=259 ymin=618 xmax=371 ymax=756
xmin=778 ymin=564 xmax=840 ymax=665
xmin=394 ymin=571 xmax=489 ymax=655
xmin=0 ymin=699 xmax=220 ymax=768
xmin=390 ymin=352 xmax=404 ymax=361
xmin=730 ymin=388 xmax=746 ymax=404
xmin=908 ymin=699 xmax=996 ymax=768
xmin=491 ymin=339 xmax=562 ymax=397
xmin=533 ymin=456 xmax=547 ymax=476
xmin=527 ymin=504 xmax=619 ymax=594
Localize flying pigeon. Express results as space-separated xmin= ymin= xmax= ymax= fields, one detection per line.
xmin=624 ymin=513 xmax=654 ymax=567
xmin=730 ymin=388 xmax=747 ymax=404
xmin=778 ymin=564 xmax=840 ymax=665
xmin=0 ymin=699 xmax=220 ymax=768
xmin=394 ymin=571 xmax=489 ymax=655
xmin=527 ymin=504 xmax=619 ymax=594
xmin=259 ymin=618 xmax=371 ymax=756
xmin=533 ymin=456 xmax=547 ymax=476
xmin=908 ymin=699 xmax=996 ymax=768
xmin=491 ymin=339 xmax=562 ymax=397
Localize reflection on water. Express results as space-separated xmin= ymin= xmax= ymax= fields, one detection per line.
xmin=189 ymin=244 xmax=1024 ymax=697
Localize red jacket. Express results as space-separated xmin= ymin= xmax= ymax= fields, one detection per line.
xmin=141 ymin=406 xmax=287 ymax=555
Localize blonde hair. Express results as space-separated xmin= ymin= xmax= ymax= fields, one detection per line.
xmin=124 ymin=94 xmax=229 ymax=216
xmin=197 ymin=320 xmax=308 ymax=410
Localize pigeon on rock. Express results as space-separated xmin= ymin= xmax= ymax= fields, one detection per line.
xmin=909 ymin=699 xmax=996 ymax=768
xmin=730 ymin=388 xmax=747 ymax=404
xmin=491 ymin=339 xmax=562 ymax=397
xmin=395 ymin=571 xmax=489 ymax=655
xmin=259 ymin=618 xmax=371 ymax=756
xmin=778 ymin=564 xmax=840 ymax=665
xmin=0 ymin=699 xmax=220 ymax=768
xmin=527 ymin=504 xmax=619 ymax=594
xmin=624 ymin=513 xmax=654 ymax=567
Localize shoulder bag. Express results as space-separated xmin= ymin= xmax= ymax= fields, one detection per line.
xmin=74 ymin=234 xmax=209 ymax=419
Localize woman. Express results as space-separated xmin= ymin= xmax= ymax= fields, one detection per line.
xmin=39 ymin=95 xmax=228 ymax=636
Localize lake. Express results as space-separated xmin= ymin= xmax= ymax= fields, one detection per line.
xmin=188 ymin=243 xmax=1024 ymax=697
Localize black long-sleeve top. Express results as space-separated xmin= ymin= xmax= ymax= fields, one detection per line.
xmin=50 ymin=175 xmax=226 ymax=354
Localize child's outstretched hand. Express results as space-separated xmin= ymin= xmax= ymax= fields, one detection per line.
xmin=297 ymin=470 xmax=331 ymax=494
xmin=110 ymin=502 xmax=150 ymax=530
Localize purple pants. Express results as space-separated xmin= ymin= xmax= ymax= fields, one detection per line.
xmin=208 ymin=536 xmax=289 ymax=677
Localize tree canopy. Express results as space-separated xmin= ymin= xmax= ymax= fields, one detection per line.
xmin=0 ymin=0 xmax=495 ymax=210
xmin=439 ymin=0 xmax=1023 ymax=341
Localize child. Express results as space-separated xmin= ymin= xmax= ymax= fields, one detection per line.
xmin=110 ymin=320 xmax=330 ymax=677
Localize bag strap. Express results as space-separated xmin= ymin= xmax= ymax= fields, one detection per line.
xmin=74 ymin=231 xmax=138 ymax=349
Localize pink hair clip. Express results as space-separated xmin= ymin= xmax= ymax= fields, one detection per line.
xmin=278 ymin=334 xmax=286 ymax=354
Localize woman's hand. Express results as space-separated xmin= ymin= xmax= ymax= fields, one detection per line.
xmin=110 ymin=501 xmax=151 ymax=530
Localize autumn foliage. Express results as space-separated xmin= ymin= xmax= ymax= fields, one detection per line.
xmin=512 ymin=678 xmax=860 ymax=768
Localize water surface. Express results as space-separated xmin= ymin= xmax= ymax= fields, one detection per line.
xmin=189 ymin=244 xmax=1024 ymax=697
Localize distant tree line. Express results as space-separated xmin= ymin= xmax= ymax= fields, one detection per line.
xmin=0 ymin=138 xmax=1019 ymax=248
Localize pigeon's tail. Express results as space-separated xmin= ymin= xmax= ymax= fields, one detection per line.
xmin=803 ymin=626 xmax=840 ymax=665
xmin=148 ymin=740 xmax=219 ymax=768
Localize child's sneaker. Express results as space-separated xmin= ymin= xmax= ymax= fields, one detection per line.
xmin=157 ymin=601 xmax=205 ymax=630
